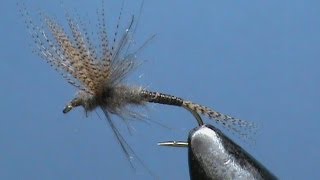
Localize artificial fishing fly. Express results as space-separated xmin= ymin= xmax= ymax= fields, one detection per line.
xmin=20 ymin=0 xmax=257 ymax=174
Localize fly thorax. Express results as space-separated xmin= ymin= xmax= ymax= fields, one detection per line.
xmin=100 ymin=85 xmax=144 ymax=109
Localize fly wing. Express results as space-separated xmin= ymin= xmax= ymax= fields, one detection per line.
xmin=42 ymin=15 xmax=98 ymax=93
xmin=20 ymin=4 xmax=109 ymax=94
xmin=19 ymin=4 xmax=93 ymax=93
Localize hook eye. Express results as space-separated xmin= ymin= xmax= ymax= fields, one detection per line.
xmin=63 ymin=105 xmax=73 ymax=114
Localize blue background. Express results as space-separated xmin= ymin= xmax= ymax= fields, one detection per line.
xmin=1 ymin=0 xmax=319 ymax=179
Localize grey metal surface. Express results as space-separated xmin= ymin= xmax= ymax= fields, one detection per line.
xmin=188 ymin=125 xmax=277 ymax=180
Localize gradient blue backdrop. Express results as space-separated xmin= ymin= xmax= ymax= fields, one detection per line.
xmin=1 ymin=0 xmax=319 ymax=179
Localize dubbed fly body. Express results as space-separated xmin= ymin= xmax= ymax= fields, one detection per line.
xmin=20 ymin=1 xmax=257 ymax=169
